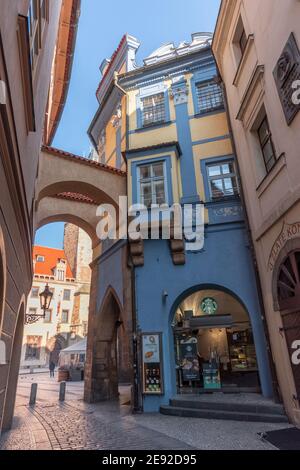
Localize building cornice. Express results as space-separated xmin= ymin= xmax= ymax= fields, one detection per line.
xmin=44 ymin=0 xmax=81 ymax=145
xmin=212 ymin=0 xmax=238 ymax=71
xmin=124 ymin=141 xmax=182 ymax=159
xmin=118 ymin=47 xmax=213 ymax=89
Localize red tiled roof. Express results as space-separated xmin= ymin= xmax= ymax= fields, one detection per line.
xmin=55 ymin=192 xmax=98 ymax=205
xmin=33 ymin=246 xmax=74 ymax=278
xmin=42 ymin=145 xmax=127 ymax=176
xmin=96 ymin=34 xmax=127 ymax=98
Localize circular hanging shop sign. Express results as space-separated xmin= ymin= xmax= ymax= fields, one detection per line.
xmin=201 ymin=297 xmax=218 ymax=315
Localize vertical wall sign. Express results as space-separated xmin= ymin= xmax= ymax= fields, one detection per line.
xmin=142 ymin=333 xmax=164 ymax=395
xmin=273 ymin=33 xmax=300 ymax=125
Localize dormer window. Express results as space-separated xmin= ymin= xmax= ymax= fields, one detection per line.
xmin=36 ymin=255 xmax=44 ymax=262
xmin=56 ymin=269 xmax=65 ymax=281
xmin=55 ymin=259 xmax=66 ymax=281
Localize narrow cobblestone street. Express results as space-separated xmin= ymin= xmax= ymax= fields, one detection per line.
xmin=0 ymin=374 xmax=292 ymax=450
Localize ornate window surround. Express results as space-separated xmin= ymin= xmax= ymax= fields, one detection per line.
xmin=136 ymin=83 xmax=170 ymax=129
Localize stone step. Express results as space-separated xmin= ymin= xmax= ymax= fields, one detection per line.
xmin=170 ymin=398 xmax=286 ymax=416
xmin=160 ymin=405 xmax=289 ymax=423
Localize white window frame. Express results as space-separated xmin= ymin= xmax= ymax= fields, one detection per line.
xmin=28 ymin=0 xmax=49 ymax=71
xmin=207 ymin=159 xmax=239 ymax=201
xmin=137 ymin=161 xmax=168 ymax=207
xmin=31 ymin=286 xmax=39 ymax=298
xmin=44 ymin=309 xmax=52 ymax=323
xmin=61 ymin=310 xmax=69 ymax=324
xmin=56 ymin=269 xmax=65 ymax=282
xmin=63 ymin=289 xmax=71 ymax=301
xmin=141 ymin=92 xmax=166 ymax=127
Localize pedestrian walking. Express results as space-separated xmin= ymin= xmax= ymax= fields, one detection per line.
xmin=49 ymin=361 xmax=55 ymax=378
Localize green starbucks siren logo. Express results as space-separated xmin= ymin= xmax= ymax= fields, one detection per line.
xmin=201 ymin=297 xmax=218 ymax=315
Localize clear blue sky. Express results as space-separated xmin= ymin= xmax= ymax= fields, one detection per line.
xmin=35 ymin=0 xmax=221 ymax=248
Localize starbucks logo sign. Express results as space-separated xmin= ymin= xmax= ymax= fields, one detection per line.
xmin=201 ymin=297 xmax=218 ymax=315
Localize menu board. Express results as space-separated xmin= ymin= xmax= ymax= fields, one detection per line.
xmin=203 ymin=363 xmax=221 ymax=389
xmin=180 ymin=337 xmax=200 ymax=381
xmin=142 ymin=333 xmax=163 ymax=395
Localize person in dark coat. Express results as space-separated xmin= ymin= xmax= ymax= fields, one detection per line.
xmin=49 ymin=361 xmax=55 ymax=378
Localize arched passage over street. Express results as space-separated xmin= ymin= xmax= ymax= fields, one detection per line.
xmin=36 ymin=198 xmax=100 ymax=248
xmin=33 ymin=146 xmax=130 ymax=406
xmin=35 ymin=146 xmax=127 ymax=251
xmin=37 ymin=146 xmax=126 ymax=207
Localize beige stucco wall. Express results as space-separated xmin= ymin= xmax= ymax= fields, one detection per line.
xmin=0 ymin=0 xmax=63 ymax=433
xmin=20 ymin=277 xmax=78 ymax=369
xmin=213 ymin=0 xmax=300 ymax=423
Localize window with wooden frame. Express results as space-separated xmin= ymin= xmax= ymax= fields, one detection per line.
xmin=28 ymin=0 xmax=49 ymax=71
xmin=232 ymin=16 xmax=248 ymax=67
xmin=257 ymin=115 xmax=277 ymax=173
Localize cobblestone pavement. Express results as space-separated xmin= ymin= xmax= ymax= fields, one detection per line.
xmin=0 ymin=374 xmax=291 ymax=450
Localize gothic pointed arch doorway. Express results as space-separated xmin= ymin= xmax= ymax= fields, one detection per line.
xmin=84 ymin=286 xmax=125 ymax=402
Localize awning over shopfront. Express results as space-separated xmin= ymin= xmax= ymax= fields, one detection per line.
xmin=59 ymin=338 xmax=87 ymax=356
xmin=189 ymin=314 xmax=233 ymax=329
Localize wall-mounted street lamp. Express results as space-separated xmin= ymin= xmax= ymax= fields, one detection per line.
xmin=25 ymin=283 xmax=53 ymax=324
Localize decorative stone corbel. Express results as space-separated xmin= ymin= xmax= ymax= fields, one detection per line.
xmin=170 ymin=77 xmax=189 ymax=105
xmin=128 ymin=235 xmax=144 ymax=267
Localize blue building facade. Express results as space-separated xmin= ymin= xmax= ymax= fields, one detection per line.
xmin=87 ymin=32 xmax=273 ymax=412
xmin=120 ymin=33 xmax=273 ymax=412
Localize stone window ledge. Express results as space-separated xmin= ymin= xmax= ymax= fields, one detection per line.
xmin=256 ymin=152 xmax=286 ymax=199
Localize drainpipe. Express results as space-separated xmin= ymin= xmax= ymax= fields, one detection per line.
xmin=128 ymin=253 xmax=143 ymax=413
xmin=215 ymin=70 xmax=281 ymax=403
xmin=123 ymin=141 xmax=143 ymax=413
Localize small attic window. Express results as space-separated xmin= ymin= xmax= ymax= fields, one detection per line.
xmin=36 ymin=255 xmax=45 ymax=262
xmin=59 ymin=259 xmax=66 ymax=264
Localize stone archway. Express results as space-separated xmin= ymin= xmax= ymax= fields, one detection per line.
xmin=36 ymin=146 xmax=126 ymax=216
xmin=1 ymin=301 xmax=25 ymax=431
xmin=169 ymin=283 xmax=273 ymax=398
xmin=84 ymin=286 xmax=123 ymax=402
